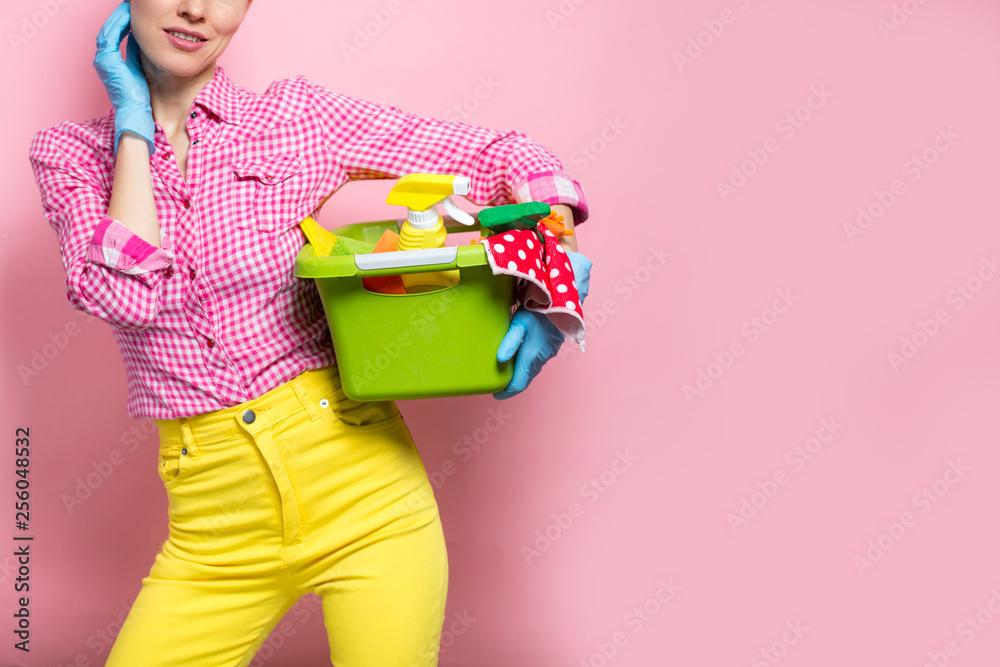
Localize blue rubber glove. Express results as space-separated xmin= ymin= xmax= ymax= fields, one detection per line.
xmin=494 ymin=250 xmax=592 ymax=399
xmin=93 ymin=1 xmax=155 ymax=156
xmin=566 ymin=249 xmax=592 ymax=301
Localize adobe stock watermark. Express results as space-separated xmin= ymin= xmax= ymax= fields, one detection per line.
xmin=545 ymin=0 xmax=591 ymax=30
xmin=339 ymin=0 xmax=411 ymax=63
xmin=682 ymin=288 xmax=799 ymax=404
xmin=425 ymin=407 xmax=512 ymax=490
xmin=54 ymin=594 xmax=139 ymax=667
xmin=187 ymin=473 xmax=262 ymax=555
xmin=0 ymin=555 xmax=20 ymax=587
xmin=878 ymin=0 xmax=933 ymax=40
xmin=751 ymin=620 xmax=809 ymax=667
xmin=717 ymin=85 xmax=834 ymax=202
xmin=886 ymin=253 xmax=998 ymax=372
xmin=673 ymin=0 xmax=756 ymax=73
xmin=249 ymin=594 xmax=324 ymax=665
xmin=18 ymin=314 xmax=99 ymax=385
xmin=521 ymin=449 xmax=639 ymax=566
xmin=843 ymin=126 xmax=959 ymax=244
xmin=8 ymin=0 xmax=74 ymax=52
xmin=61 ymin=419 xmax=158 ymax=515
xmin=442 ymin=75 xmax=501 ymax=123
xmin=437 ymin=609 xmax=477 ymax=660
xmin=920 ymin=588 xmax=1000 ymax=667
xmin=853 ymin=459 xmax=970 ymax=576
xmin=578 ymin=578 xmax=682 ymax=667
xmin=344 ymin=283 xmax=466 ymax=393
xmin=392 ymin=406 xmax=513 ymax=520
xmin=406 ymin=609 xmax=477 ymax=667
xmin=558 ymin=245 xmax=671 ymax=364
xmin=726 ymin=417 xmax=844 ymax=535
xmin=570 ymin=117 xmax=628 ymax=173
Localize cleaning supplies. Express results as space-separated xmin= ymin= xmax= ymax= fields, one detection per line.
xmin=477 ymin=201 xmax=552 ymax=235
xmin=386 ymin=174 xmax=475 ymax=291
xmin=293 ymin=219 xmax=517 ymax=400
xmin=361 ymin=229 xmax=407 ymax=295
xmin=300 ymin=216 xmax=340 ymax=257
xmin=537 ymin=211 xmax=575 ymax=240
xmin=299 ymin=216 xmax=374 ymax=257
xmin=300 ymin=217 xmax=405 ymax=295
xmin=329 ymin=236 xmax=374 ymax=256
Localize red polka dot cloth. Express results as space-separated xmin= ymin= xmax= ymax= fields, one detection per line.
xmin=479 ymin=228 xmax=586 ymax=351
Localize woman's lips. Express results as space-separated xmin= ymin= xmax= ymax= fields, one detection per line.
xmin=164 ymin=29 xmax=207 ymax=51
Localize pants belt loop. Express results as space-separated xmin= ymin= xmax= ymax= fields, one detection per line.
xmin=291 ymin=376 xmax=322 ymax=421
xmin=180 ymin=420 xmax=202 ymax=460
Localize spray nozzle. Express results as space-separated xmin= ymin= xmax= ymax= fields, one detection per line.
xmin=387 ymin=174 xmax=475 ymax=229
xmin=477 ymin=201 xmax=552 ymax=234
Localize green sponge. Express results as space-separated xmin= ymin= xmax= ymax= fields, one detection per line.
xmin=330 ymin=236 xmax=374 ymax=256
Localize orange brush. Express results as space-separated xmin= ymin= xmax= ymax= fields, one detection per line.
xmin=538 ymin=212 xmax=574 ymax=238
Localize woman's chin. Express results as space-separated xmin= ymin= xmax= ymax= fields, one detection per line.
xmin=147 ymin=57 xmax=217 ymax=83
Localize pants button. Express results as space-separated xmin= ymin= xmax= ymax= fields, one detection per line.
xmin=181 ymin=447 xmax=188 ymax=455
xmin=242 ymin=409 xmax=256 ymax=424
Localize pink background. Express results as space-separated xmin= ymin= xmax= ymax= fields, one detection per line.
xmin=4 ymin=0 xmax=1000 ymax=665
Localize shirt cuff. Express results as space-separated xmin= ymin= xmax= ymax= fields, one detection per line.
xmin=86 ymin=215 xmax=175 ymax=283
xmin=512 ymin=171 xmax=589 ymax=224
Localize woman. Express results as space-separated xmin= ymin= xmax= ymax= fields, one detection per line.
xmin=29 ymin=1 xmax=591 ymax=665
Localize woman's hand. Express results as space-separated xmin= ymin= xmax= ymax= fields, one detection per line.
xmin=99 ymin=4 xmax=162 ymax=247
xmin=493 ymin=250 xmax=593 ymax=399
xmin=94 ymin=1 xmax=154 ymax=155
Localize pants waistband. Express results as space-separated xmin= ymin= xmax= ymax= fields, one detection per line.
xmin=153 ymin=366 xmax=344 ymax=450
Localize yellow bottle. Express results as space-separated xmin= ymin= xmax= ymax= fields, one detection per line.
xmin=386 ymin=174 xmax=475 ymax=292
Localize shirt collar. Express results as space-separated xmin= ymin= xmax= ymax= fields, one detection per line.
xmin=98 ymin=64 xmax=243 ymax=153
xmin=192 ymin=64 xmax=243 ymax=125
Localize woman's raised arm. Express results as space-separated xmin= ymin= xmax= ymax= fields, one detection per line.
xmin=97 ymin=2 xmax=161 ymax=248
xmin=306 ymin=82 xmax=589 ymax=236
xmin=27 ymin=3 xmax=172 ymax=330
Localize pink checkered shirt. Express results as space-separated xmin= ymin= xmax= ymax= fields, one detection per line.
xmin=29 ymin=66 xmax=589 ymax=419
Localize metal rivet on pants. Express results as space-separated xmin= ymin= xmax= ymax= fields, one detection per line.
xmin=320 ymin=399 xmax=329 ymax=408
xmin=181 ymin=447 xmax=188 ymax=455
xmin=242 ymin=409 xmax=256 ymax=424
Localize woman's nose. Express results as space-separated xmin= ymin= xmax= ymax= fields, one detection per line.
xmin=177 ymin=0 xmax=206 ymax=21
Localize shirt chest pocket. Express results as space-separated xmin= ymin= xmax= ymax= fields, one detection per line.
xmin=232 ymin=153 xmax=304 ymax=233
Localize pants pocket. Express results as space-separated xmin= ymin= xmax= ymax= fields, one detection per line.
xmin=327 ymin=399 xmax=402 ymax=432
xmin=323 ymin=375 xmax=402 ymax=431
xmin=310 ymin=374 xmax=403 ymax=431
xmin=157 ymin=446 xmax=191 ymax=489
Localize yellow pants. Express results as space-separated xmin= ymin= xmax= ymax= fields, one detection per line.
xmin=106 ymin=366 xmax=449 ymax=666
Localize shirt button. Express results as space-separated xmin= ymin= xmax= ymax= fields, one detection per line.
xmin=183 ymin=200 xmax=191 ymax=209
xmin=189 ymin=269 xmax=196 ymax=280
xmin=160 ymin=153 xmax=169 ymax=160
xmin=192 ymin=139 xmax=200 ymax=146
xmin=190 ymin=112 xmax=197 ymax=119
xmin=242 ymin=409 xmax=256 ymax=424
xmin=206 ymin=339 xmax=215 ymax=348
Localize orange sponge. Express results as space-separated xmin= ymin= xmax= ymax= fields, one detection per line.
xmin=361 ymin=229 xmax=407 ymax=295
xmin=373 ymin=228 xmax=400 ymax=253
